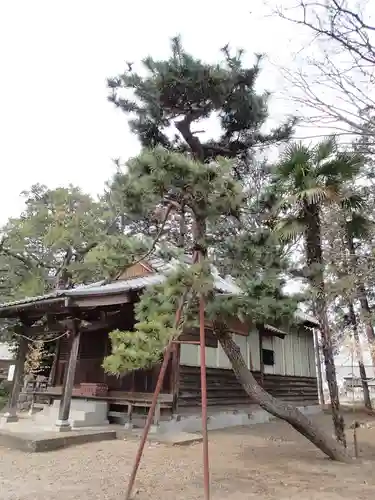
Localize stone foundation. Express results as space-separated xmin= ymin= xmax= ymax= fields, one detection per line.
xmin=34 ymin=399 xmax=109 ymax=429
xmin=158 ymin=405 xmax=321 ymax=434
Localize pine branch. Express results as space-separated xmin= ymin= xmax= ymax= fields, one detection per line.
xmin=104 ymin=203 xmax=175 ymax=284
xmin=0 ymin=237 xmax=43 ymax=270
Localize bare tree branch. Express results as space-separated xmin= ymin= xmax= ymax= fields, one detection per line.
xmin=275 ymin=0 xmax=375 ymax=64
xmin=270 ymin=0 xmax=375 ymax=148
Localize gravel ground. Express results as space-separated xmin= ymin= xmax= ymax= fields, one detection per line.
xmin=1 ymin=412 xmax=375 ymax=499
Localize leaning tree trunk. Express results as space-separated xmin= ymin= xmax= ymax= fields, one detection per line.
xmin=217 ymin=330 xmax=351 ymax=462
xmin=304 ymin=203 xmax=346 ymax=447
xmin=347 ymin=301 xmax=372 ymax=410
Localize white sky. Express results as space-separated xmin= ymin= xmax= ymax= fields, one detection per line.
xmin=0 ymin=0 xmax=312 ymax=225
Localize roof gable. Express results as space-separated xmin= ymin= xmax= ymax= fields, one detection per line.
xmin=117 ymin=261 xmax=153 ymax=281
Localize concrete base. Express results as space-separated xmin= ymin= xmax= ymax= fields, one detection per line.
xmin=159 ymin=405 xmax=322 ymax=434
xmin=0 ymin=414 xmax=116 ymax=452
xmin=0 ymin=427 xmax=116 ymax=452
xmin=54 ymin=420 xmax=72 ymax=432
xmin=35 ymin=399 xmax=109 ymax=429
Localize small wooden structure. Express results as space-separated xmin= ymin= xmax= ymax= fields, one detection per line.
xmin=0 ymin=256 xmax=320 ymax=429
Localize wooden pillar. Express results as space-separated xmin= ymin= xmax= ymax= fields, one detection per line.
xmin=2 ymin=336 xmax=29 ymax=423
xmin=55 ymin=319 xmax=80 ymax=431
xmin=258 ymin=327 xmax=264 ymax=387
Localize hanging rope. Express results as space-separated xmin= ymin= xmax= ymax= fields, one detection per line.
xmin=13 ymin=330 xmax=69 ymax=344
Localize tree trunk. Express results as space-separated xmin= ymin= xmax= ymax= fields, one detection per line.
xmin=313 ymin=329 xmax=325 ymax=405
xmin=217 ymin=330 xmax=351 ymax=462
xmin=347 ymin=301 xmax=372 ymax=409
xmin=346 ymin=233 xmax=375 ymax=367
xmin=304 ymin=202 xmax=346 ymax=447
xmin=358 ymin=290 xmax=375 ymax=366
xmin=357 ymin=288 xmax=375 ymax=355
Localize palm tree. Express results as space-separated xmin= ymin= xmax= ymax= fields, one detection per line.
xmin=273 ymin=137 xmax=364 ymax=446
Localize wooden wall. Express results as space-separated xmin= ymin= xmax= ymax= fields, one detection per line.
xmin=179 ymin=326 xmax=316 ymax=378
xmin=178 ymin=365 xmax=319 ymax=408
xmin=54 ymin=328 xmax=171 ymax=393
xmin=263 ymin=327 xmax=316 ymax=377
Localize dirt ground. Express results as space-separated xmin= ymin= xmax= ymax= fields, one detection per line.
xmin=1 ymin=411 xmax=375 ymax=500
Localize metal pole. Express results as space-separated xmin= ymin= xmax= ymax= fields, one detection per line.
xmin=199 ymin=294 xmax=210 ymax=500
xmin=125 ymin=292 xmax=188 ymax=500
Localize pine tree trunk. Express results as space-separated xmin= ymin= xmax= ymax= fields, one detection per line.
xmin=304 ymin=202 xmax=346 ymax=447
xmin=347 ymin=301 xmax=372 ymax=409
xmin=346 ymin=234 xmax=375 ymax=367
xmin=217 ymin=330 xmax=351 ymax=462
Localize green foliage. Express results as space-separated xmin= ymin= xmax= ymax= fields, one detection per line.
xmin=108 ymin=36 xmax=294 ymax=160
xmin=273 ymin=137 xmax=364 ymax=244
xmin=110 ymin=147 xmax=244 ymax=224
xmin=214 ymin=229 xmax=299 ymax=324
xmin=102 ymin=38 xmax=301 ymax=375
xmin=103 ymin=146 xmax=299 ymax=373
xmin=74 ymin=235 xmax=150 ymax=283
xmin=0 ymin=184 xmax=111 ymax=301
xmin=103 ymin=260 xmax=213 ymax=373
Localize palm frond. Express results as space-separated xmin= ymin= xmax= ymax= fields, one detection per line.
xmin=340 ymin=192 xmax=364 ymax=212
xmin=312 ymin=136 xmax=337 ymax=164
xmin=345 ymin=211 xmax=372 ymax=239
xmin=316 ymin=152 xmax=364 ymax=181
xmin=296 ymin=186 xmax=339 ymax=205
xmin=277 ymin=142 xmax=311 ymax=180
xmin=274 ymin=217 xmax=306 ymax=242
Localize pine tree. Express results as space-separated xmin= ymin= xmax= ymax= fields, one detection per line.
xmin=104 ymin=38 xmax=351 ymax=462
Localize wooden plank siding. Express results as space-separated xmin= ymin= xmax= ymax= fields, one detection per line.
xmin=179 ymin=328 xmax=316 ymax=379
xmin=178 ymin=365 xmax=319 ymax=408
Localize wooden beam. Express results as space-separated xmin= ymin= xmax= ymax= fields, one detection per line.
xmin=55 ymin=319 xmax=81 ymax=431
xmin=72 ymin=293 xmax=131 ymax=308
xmin=22 ymin=316 xmax=122 ymax=339
xmin=2 ymin=335 xmax=28 ymax=423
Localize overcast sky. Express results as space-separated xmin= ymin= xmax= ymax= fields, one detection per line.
xmin=0 ymin=0 xmax=312 ymax=225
